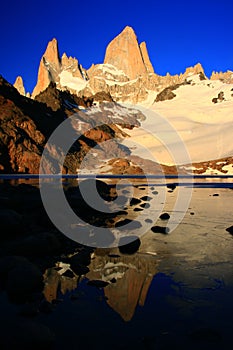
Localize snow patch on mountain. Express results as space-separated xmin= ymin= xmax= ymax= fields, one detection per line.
xmin=59 ymin=71 xmax=88 ymax=92
xmin=100 ymin=64 xmax=128 ymax=77
xmin=121 ymin=77 xmax=233 ymax=166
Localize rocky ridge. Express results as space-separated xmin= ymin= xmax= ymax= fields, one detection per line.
xmin=2 ymin=26 xmax=233 ymax=174
xmin=2 ymin=73 xmax=233 ymax=175
xmin=32 ymin=38 xmax=87 ymax=98
xmin=27 ymin=26 xmax=231 ymax=104
xmin=210 ymin=70 xmax=233 ymax=84
xmin=0 ymin=76 xmax=149 ymax=174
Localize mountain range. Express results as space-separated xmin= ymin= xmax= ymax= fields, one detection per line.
xmin=1 ymin=26 xmax=233 ymax=174
xmin=14 ymin=26 xmax=233 ymax=103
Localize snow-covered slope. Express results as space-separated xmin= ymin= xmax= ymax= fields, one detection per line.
xmin=121 ymin=75 xmax=233 ymax=168
xmin=59 ymin=71 xmax=88 ymax=92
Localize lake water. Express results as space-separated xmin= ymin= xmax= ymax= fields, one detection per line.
xmin=0 ymin=175 xmax=233 ymax=349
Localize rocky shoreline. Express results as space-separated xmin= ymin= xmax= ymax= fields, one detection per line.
xmin=1 ymin=178 xmax=233 ymax=349
xmin=0 ymin=178 xmax=164 ymax=348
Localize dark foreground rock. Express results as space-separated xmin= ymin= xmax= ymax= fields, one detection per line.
xmin=0 ymin=255 xmax=29 ymax=284
xmin=0 ymin=256 xmax=44 ymax=303
xmin=6 ymin=264 xmax=44 ymax=303
xmin=188 ymin=327 xmax=222 ymax=343
xmin=0 ymin=319 xmax=55 ymax=350
xmin=10 ymin=232 xmax=62 ymax=257
xmin=0 ymin=209 xmax=24 ymax=237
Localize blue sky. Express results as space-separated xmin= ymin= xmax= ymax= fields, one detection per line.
xmin=1 ymin=0 xmax=233 ymax=93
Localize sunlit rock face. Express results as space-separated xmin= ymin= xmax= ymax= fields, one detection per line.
xmin=32 ymin=38 xmax=88 ymax=98
xmin=104 ymin=26 xmax=149 ymax=80
xmin=30 ymin=27 xmax=157 ymax=103
xmin=210 ymin=70 xmax=233 ymax=84
xmin=139 ymin=41 xmax=154 ymax=74
xmin=32 ymin=38 xmax=61 ymax=98
xmin=30 ymin=28 xmax=232 ymax=105
xmin=87 ymin=252 xmax=157 ymax=321
xmin=13 ymin=76 xmax=25 ymax=96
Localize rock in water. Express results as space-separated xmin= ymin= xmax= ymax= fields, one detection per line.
xmin=226 ymin=226 xmax=233 ymax=236
xmin=130 ymin=197 xmax=142 ymax=206
xmin=6 ymin=262 xmax=44 ymax=302
xmin=119 ymin=236 xmax=141 ymax=254
xmin=151 ymin=226 xmax=169 ymax=234
xmin=159 ymin=213 xmax=170 ymax=220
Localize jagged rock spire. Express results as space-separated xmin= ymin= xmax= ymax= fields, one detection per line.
xmin=32 ymin=38 xmax=61 ymax=98
xmin=104 ymin=26 xmax=154 ymax=79
xmin=13 ymin=76 xmax=26 ymax=96
xmin=139 ymin=42 xmax=154 ymax=74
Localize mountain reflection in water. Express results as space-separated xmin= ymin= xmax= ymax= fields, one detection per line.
xmin=43 ymin=251 xmax=157 ymax=321
xmin=1 ymin=177 xmax=233 ymax=350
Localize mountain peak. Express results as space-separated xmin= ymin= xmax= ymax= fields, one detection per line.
xmin=139 ymin=42 xmax=154 ymax=74
xmin=43 ymin=38 xmax=60 ymax=67
xmin=32 ymin=38 xmax=61 ymax=98
xmin=13 ymin=76 xmax=25 ymax=96
xmin=184 ymin=62 xmax=205 ymax=76
xmin=104 ymin=26 xmax=152 ymax=79
xmin=122 ymin=25 xmax=136 ymax=34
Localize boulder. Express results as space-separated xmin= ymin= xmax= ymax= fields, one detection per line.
xmin=6 ymin=262 xmax=44 ymax=302
xmin=0 ymin=255 xmax=28 ymax=284
xmin=0 ymin=209 xmax=23 ymax=238
xmin=11 ymin=232 xmax=61 ymax=257
xmin=0 ymin=319 xmax=55 ymax=350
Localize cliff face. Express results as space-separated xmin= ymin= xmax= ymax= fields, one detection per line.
xmin=139 ymin=41 xmax=154 ymax=74
xmin=32 ymin=38 xmax=61 ymax=98
xmin=104 ymin=26 xmax=149 ymax=79
xmin=32 ymin=38 xmax=88 ymax=98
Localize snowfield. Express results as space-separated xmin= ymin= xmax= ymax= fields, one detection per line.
xmin=121 ymin=75 xmax=233 ymax=168
xmin=59 ymin=71 xmax=88 ymax=92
